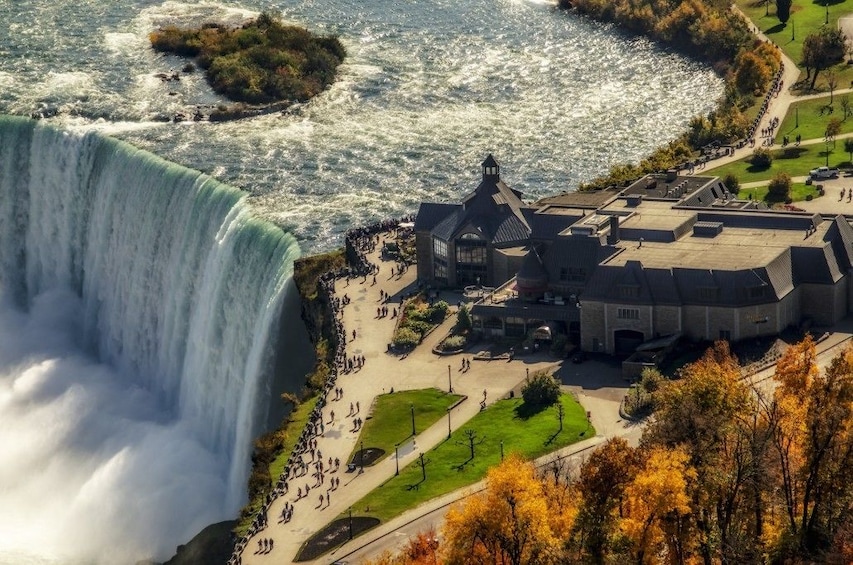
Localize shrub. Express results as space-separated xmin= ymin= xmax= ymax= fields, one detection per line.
xmin=440 ymin=335 xmax=466 ymax=351
xmin=640 ymin=367 xmax=664 ymax=393
xmin=406 ymin=319 xmax=433 ymax=336
xmin=723 ymin=172 xmax=739 ymax=192
xmin=521 ymin=370 xmax=561 ymax=408
xmin=393 ymin=327 xmax=420 ymax=348
xmin=429 ymin=300 xmax=450 ymax=322
xmin=750 ymin=147 xmax=773 ymax=169
xmin=457 ymin=305 xmax=473 ymax=331
xmin=767 ymin=172 xmax=792 ymax=202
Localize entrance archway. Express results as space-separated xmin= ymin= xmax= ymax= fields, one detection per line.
xmin=614 ymin=329 xmax=644 ymax=356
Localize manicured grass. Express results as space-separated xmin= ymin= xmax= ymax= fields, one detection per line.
xmin=343 ymin=393 xmax=593 ymax=523
xmin=737 ymin=182 xmax=818 ymax=203
xmin=775 ymin=95 xmax=853 ymax=143
xmin=348 ymin=388 xmax=463 ymax=465
xmin=706 ymin=144 xmax=851 ymax=183
xmin=734 ymin=0 xmax=853 ymax=91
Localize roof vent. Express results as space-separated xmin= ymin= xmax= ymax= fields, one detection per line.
xmin=693 ymin=221 xmax=723 ymax=237
xmin=626 ymin=194 xmax=643 ymax=207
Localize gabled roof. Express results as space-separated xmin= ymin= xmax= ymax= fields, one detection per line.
xmin=414 ymin=202 xmax=461 ymax=232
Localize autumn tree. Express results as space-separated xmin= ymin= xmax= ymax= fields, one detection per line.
xmin=735 ymin=50 xmax=773 ymax=95
xmin=569 ymin=437 xmax=641 ymax=563
xmin=443 ymin=455 xmax=561 ymax=565
xmin=767 ymin=337 xmax=853 ymax=557
xmin=644 ymin=341 xmax=765 ymax=564
xmin=826 ymin=117 xmax=842 ymax=142
xmin=620 ymin=446 xmax=696 ymax=565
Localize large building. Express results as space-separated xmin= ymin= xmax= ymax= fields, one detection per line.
xmin=415 ymin=156 xmax=853 ymax=355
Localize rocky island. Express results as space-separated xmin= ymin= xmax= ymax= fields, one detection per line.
xmin=149 ymin=11 xmax=345 ymax=121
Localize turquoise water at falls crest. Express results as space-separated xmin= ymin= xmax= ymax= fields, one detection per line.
xmin=0 ymin=115 xmax=300 ymax=564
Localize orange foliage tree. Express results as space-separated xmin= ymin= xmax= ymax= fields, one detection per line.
xmin=442 ymin=454 xmax=564 ymax=565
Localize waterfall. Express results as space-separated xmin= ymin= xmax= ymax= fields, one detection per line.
xmin=0 ymin=115 xmax=300 ymax=564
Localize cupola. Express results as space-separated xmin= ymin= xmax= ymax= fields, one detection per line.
xmin=481 ymin=154 xmax=500 ymax=181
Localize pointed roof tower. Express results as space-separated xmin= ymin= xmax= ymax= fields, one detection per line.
xmin=516 ymin=246 xmax=549 ymax=293
xmin=481 ymin=153 xmax=500 ymax=183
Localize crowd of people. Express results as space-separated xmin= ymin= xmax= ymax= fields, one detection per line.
xmin=227 ymin=216 xmax=413 ymax=565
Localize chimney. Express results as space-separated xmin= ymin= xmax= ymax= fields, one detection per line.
xmin=607 ymin=215 xmax=620 ymax=244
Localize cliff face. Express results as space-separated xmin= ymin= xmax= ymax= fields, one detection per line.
xmin=293 ymin=250 xmax=347 ymax=383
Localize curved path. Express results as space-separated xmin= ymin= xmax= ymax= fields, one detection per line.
xmin=239 ymin=233 xmax=632 ymax=565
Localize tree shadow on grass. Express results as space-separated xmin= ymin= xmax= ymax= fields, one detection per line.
xmin=513 ymin=402 xmax=547 ymax=420
xmin=778 ymin=147 xmax=809 ymax=159
xmin=746 ymin=164 xmax=772 ymax=174
xmin=452 ymin=456 xmax=474 ymax=471
xmin=766 ymin=23 xmax=786 ymax=34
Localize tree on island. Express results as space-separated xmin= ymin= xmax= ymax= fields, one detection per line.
xmin=149 ymin=11 xmax=345 ymax=105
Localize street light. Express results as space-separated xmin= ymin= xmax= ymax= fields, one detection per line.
xmin=500 ymin=440 xmax=504 ymax=461
xmin=791 ymin=19 xmax=795 ymax=41
xmin=410 ymin=403 xmax=416 ymax=436
xmin=395 ymin=443 xmax=400 ymax=476
xmin=448 ymin=364 xmax=453 ymax=393
xmin=825 ymin=0 xmax=829 ymax=25
xmin=447 ymin=408 xmax=452 ymax=439
xmin=360 ymin=440 xmax=365 ymax=474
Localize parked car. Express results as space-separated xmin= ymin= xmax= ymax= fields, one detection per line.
xmin=809 ymin=166 xmax=839 ymax=180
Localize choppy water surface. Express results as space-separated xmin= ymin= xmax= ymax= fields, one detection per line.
xmin=0 ymin=0 xmax=723 ymax=252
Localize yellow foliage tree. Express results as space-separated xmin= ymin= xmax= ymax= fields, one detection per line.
xmin=442 ymin=455 xmax=561 ymax=565
xmin=769 ymin=337 xmax=853 ymax=554
xmin=619 ymin=446 xmax=696 ymax=565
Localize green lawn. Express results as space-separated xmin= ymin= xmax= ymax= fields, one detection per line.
xmin=734 ymin=0 xmax=853 ymax=92
xmin=775 ymin=95 xmax=853 ymax=143
xmin=343 ymin=393 xmax=594 ymax=523
xmin=737 ymin=182 xmax=818 ymax=203
xmin=348 ymin=388 xmax=463 ymax=466
xmin=706 ymin=144 xmax=851 ymax=183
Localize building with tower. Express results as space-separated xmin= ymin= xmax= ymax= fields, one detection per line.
xmin=415 ymin=156 xmax=853 ymax=356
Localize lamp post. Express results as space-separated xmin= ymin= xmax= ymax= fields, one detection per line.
xmin=360 ymin=440 xmax=365 ymax=474
xmin=448 ymin=364 xmax=453 ymax=393
xmin=526 ymin=367 xmax=529 ymax=379
xmin=395 ymin=443 xmax=400 ymax=476
xmin=825 ymin=0 xmax=829 ymax=25
xmin=795 ymin=106 xmax=799 ymax=129
xmin=447 ymin=408 xmax=452 ymax=439
xmin=791 ymin=19 xmax=795 ymax=41
xmin=410 ymin=403 xmax=416 ymax=436
xmin=826 ymin=139 xmax=831 ymax=167
xmin=500 ymin=440 xmax=504 ymax=461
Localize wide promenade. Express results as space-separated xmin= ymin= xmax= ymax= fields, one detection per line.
xmin=239 ymin=231 xmax=636 ymax=565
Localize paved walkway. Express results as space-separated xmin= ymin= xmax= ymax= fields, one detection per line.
xmin=239 ymin=233 xmax=628 ymax=565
